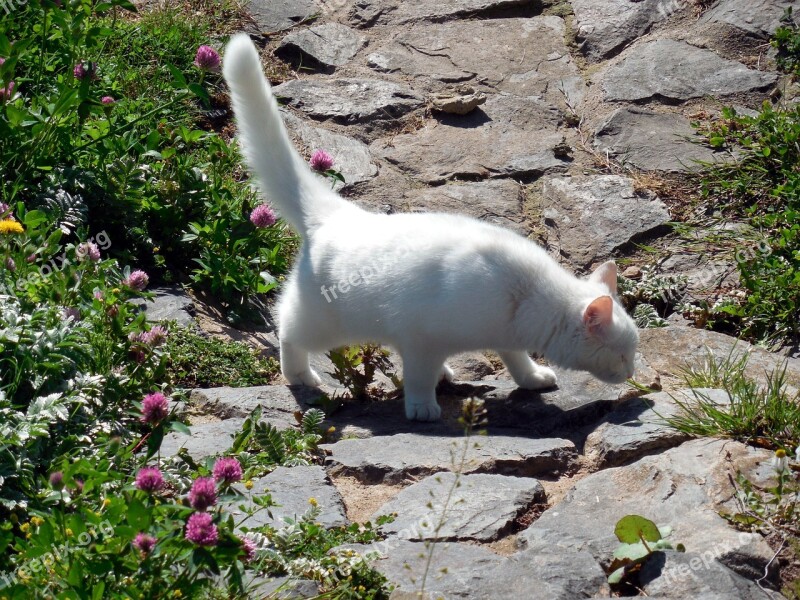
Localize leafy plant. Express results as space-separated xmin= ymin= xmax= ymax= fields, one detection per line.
xmin=607 ymin=515 xmax=683 ymax=586
xmin=327 ymin=345 xmax=400 ymax=400
xmin=773 ymin=7 xmax=800 ymax=76
xmin=229 ymin=406 xmax=327 ymax=472
xmin=164 ymin=325 xmax=279 ymax=389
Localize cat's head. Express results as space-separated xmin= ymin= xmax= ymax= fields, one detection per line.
xmin=569 ymin=261 xmax=639 ymax=383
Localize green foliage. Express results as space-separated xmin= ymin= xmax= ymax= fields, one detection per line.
xmin=665 ymin=351 xmax=800 ymax=449
xmin=696 ymin=99 xmax=800 ymax=345
xmin=230 ymin=406 xmax=326 ymax=473
xmin=773 ymin=8 xmax=800 ymax=76
xmin=164 ymin=326 xmax=279 ymax=389
xmin=0 ymin=0 xmax=290 ymax=311
xmin=607 ymin=515 xmax=682 ymax=586
xmin=327 ymin=345 xmax=400 ymax=400
xmin=249 ymin=504 xmax=394 ymax=599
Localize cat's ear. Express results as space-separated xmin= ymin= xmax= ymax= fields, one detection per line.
xmin=588 ymin=261 xmax=618 ymax=295
xmin=583 ymin=296 xmax=614 ymax=337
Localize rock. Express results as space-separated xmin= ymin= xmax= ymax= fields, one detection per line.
xmin=594 ymin=108 xmax=729 ymax=172
xmin=402 ymin=180 xmax=530 ymax=235
xmin=366 ymin=540 xmax=609 ymax=599
xmin=348 ymin=0 xmax=539 ymax=27
xmin=273 ymin=78 xmax=423 ymax=125
xmin=541 ymin=175 xmax=670 ymax=267
xmin=603 ymin=40 xmax=776 ymax=102
xmin=277 ymin=23 xmax=367 ymax=69
xmin=572 ymin=0 xmax=669 ymax=62
xmin=374 ymin=472 xmax=544 ymax=541
xmin=519 ymin=439 xmax=777 ymax=581
xmin=656 ymin=251 xmax=739 ymax=298
xmin=640 ymin=550 xmax=775 ymax=599
xmin=322 ymin=433 xmax=577 ymax=483
xmin=700 ymin=0 xmax=795 ymax=39
xmin=376 ymin=94 xmax=567 ymax=184
xmin=582 ymin=389 xmax=729 ymax=467
xmin=638 ymin=326 xmax=800 ymax=387
xmin=247 ymin=0 xmax=317 ymax=33
xmin=283 ymin=111 xmax=378 ymax=187
xmin=189 ymin=385 xmax=323 ymax=420
xmin=623 ymin=265 xmax=642 ymax=279
xmin=430 ymin=87 xmax=487 ymax=115
xmin=161 ymin=418 xmax=246 ymax=460
xmin=138 ymin=285 xmax=196 ymax=328
xmin=446 ymin=352 xmax=495 ymax=380
xmin=366 ymin=17 xmax=582 ymax=107
xmin=232 ymin=466 xmax=348 ymax=529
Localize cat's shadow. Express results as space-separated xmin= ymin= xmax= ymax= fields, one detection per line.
xmin=435 ymin=107 xmax=492 ymax=129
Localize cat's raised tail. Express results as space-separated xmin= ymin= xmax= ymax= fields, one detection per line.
xmin=223 ymin=34 xmax=348 ymax=237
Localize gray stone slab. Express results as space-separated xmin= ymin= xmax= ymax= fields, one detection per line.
xmin=247 ymin=0 xmax=317 ymax=33
xmin=322 ymin=433 xmax=577 ymax=483
xmin=572 ymin=0 xmax=669 ymax=62
xmin=376 ymin=94 xmax=567 ymax=184
xmin=640 ymin=550 xmax=777 ymax=599
xmin=283 ymin=111 xmax=378 ymax=188
xmin=274 ymin=78 xmax=423 ymax=125
xmin=278 ymin=23 xmax=367 ymax=69
xmin=541 ymin=175 xmax=670 ymax=267
xmin=363 ymin=539 xmax=609 ymax=599
xmin=348 ymin=0 xmax=539 ymax=27
xmin=138 ymin=285 xmax=196 ymax=328
xmin=582 ymin=389 xmax=729 ymax=467
xmin=161 ymin=418 xmax=246 ymax=460
xmin=366 ymin=17 xmax=582 ymax=107
xmin=519 ymin=439 xmax=777 ymax=581
xmin=638 ymin=326 xmax=800 ymax=388
xmin=232 ymin=465 xmax=348 ymax=529
xmin=603 ymin=40 xmax=776 ymax=102
xmin=593 ymin=107 xmax=730 ymax=172
xmin=700 ymin=0 xmax=795 ymax=38
xmin=402 ymin=180 xmax=530 ymax=235
xmin=189 ymin=385 xmax=323 ymax=419
xmin=373 ymin=472 xmax=544 ymax=542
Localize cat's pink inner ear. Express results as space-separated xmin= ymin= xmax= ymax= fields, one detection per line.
xmin=583 ymin=295 xmax=614 ymax=336
xmin=589 ymin=261 xmax=618 ymax=295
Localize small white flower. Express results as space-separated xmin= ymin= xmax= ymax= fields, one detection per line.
xmin=795 ymin=446 xmax=800 ymax=463
xmin=771 ymin=449 xmax=789 ymax=474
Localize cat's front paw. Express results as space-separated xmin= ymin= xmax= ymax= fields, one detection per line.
xmin=285 ymin=368 xmax=322 ymax=387
xmin=517 ymin=366 xmax=558 ymax=390
xmin=405 ymin=400 xmax=442 ymax=422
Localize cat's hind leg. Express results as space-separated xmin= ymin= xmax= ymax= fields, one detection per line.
xmin=402 ymin=351 xmax=444 ymax=421
xmin=498 ymin=350 xmax=557 ymax=390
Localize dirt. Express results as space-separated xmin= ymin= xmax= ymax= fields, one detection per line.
xmin=331 ymin=474 xmax=408 ymax=524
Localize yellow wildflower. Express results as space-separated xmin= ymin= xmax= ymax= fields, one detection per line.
xmin=65 ymin=528 xmax=73 ymax=537
xmin=0 ymin=219 xmax=23 ymax=235
xmin=244 ymin=480 xmax=254 ymax=490
xmin=30 ymin=516 xmax=44 ymax=527
xmin=173 ymin=591 xmax=183 ymax=598
xmin=102 ymin=498 xmax=111 ymax=509
xmin=308 ymin=497 xmax=318 ymax=507
xmin=19 ymin=522 xmax=29 ymax=533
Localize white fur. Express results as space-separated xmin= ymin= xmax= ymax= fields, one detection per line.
xmin=223 ymin=35 xmax=640 ymax=421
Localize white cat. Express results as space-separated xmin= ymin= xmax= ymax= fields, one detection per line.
xmin=223 ymin=35 xmax=639 ymax=421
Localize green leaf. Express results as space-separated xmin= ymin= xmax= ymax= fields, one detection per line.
xmin=127 ymin=498 xmax=150 ymax=530
xmin=608 ymin=566 xmax=627 ymax=585
xmin=170 ymin=421 xmax=191 ymax=435
xmin=614 ymin=515 xmax=662 ymax=544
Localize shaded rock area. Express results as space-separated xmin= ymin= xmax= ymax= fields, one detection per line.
xmin=348 ymin=0 xmax=541 ymax=27
xmin=541 ymin=175 xmax=670 ymax=266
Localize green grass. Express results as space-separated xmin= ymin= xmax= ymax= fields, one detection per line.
xmin=164 ymin=325 xmax=279 ymax=388
xmin=664 ymin=350 xmax=800 ymax=450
